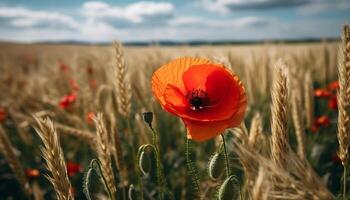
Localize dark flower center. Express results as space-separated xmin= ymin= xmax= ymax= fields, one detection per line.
xmin=186 ymin=89 xmax=209 ymax=111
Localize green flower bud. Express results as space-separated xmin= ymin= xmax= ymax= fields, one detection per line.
xmin=142 ymin=112 xmax=153 ymax=126
xmin=208 ymin=153 xmax=225 ymax=180
xmin=218 ymin=175 xmax=239 ymax=200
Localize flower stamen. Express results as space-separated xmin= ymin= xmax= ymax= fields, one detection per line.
xmin=186 ymin=89 xmax=209 ymax=111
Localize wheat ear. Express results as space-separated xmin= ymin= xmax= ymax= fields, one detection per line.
xmin=33 ymin=116 xmax=73 ymax=200
xmin=291 ymin=91 xmax=306 ymax=161
xmin=337 ymin=24 xmax=350 ymax=198
xmin=0 ymin=125 xmax=32 ymax=197
xmin=248 ymin=112 xmax=263 ymax=148
xmin=337 ymin=24 xmax=350 ymax=167
xmin=113 ymin=41 xmax=131 ymax=117
xmin=93 ymin=113 xmax=117 ymax=198
xmin=270 ymin=59 xmax=289 ymax=168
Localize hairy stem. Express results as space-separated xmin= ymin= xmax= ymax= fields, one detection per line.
xmin=149 ymin=127 xmax=164 ymax=200
xmin=221 ymin=134 xmax=231 ymax=178
xmin=186 ymin=138 xmax=201 ymax=197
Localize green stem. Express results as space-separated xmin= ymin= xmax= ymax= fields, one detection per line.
xmin=149 ymin=125 xmax=157 ymax=148
xmin=91 ymin=159 xmax=114 ymax=200
xmin=148 ymin=127 xmax=164 ymax=200
xmin=126 ymin=118 xmax=139 ymax=192
xmin=139 ymin=144 xmax=163 ymax=200
xmin=344 ymin=164 xmax=347 ymax=199
xmin=186 ymin=138 xmax=201 ymax=197
xmin=136 ymin=145 xmax=146 ymax=200
xmin=221 ymin=134 xmax=230 ymax=178
xmin=122 ymin=187 xmax=126 ymax=200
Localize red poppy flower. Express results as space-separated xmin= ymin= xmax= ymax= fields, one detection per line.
xmin=66 ymin=162 xmax=82 ymax=177
xmin=0 ymin=107 xmax=7 ymax=122
xmin=315 ymin=115 xmax=330 ymax=127
xmin=69 ymin=79 xmax=79 ymax=91
xmin=314 ymin=89 xmax=332 ymax=98
xmin=328 ymin=95 xmax=338 ymax=110
xmin=328 ymin=81 xmax=339 ymax=91
xmin=151 ymin=57 xmax=247 ymax=141
xmin=26 ymin=168 xmax=40 ymax=178
xmin=311 ymin=124 xmax=319 ymax=133
xmin=86 ymin=112 xmax=95 ymax=125
xmin=59 ymin=63 xmax=70 ymax=73
xmin=59 ymin=93 xmax=77 ymax=109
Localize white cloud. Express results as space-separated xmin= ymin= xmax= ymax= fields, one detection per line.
xmin=82 ymin=1 xmax=174 ymax=24
xmin=0 ymin=1 xmax=347 ymax=42
xmin=169 ymin=16 xmax=273 ymax=28
xmin=83 ymin=1 xmax=110 ymax=10
xmin=0 ymin=6 xmax=78 ymax=29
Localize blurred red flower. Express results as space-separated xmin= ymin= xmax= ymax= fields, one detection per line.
xmin=69 ymin=79 xmax=79 ymax=91
xmin=328 ymin=95 xmax=338 ymax=110
xmin=0 ymin=107 xmax=7 ymax=122
xmin=315 ymin=115 xmax=331 ymax=127
xmin=328 ymin=81 xmax=339 ymax=91
xmin=66 ymin=162 xmax=82 ymax=177
xmin=314 ymin=88 xmax=332 ymax=98
xmin=59 ymin=93 xmax=77 ymax=109
xmin=26 ymin=168 xmax=40 ymax=178
xmin=311 ymin=124 xmax=319 ymax=133
xmin=86 ymin=112 xmax=95 ymax=125
xmin=59 ymin=63 xmax=70 ymax=73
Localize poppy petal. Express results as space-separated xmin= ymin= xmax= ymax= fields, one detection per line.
xmin=163 ymin=84 xmax=190 ymax=114
xmin=164 ymin=65 xmax=246 ymax=122
xmin=182 ymin=64 xmax=230 ymax=104
xmin=184 ymin=92 xmax=247 ymax=142
xmin=152 ymin=57 xmax=213 ymax=107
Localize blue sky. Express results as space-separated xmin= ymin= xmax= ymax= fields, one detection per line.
xmin=0 ymin=0 xmax=349 ymax=42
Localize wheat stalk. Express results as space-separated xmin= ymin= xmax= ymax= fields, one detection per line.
xmin=233 ymin=139 xmax=334 ymax=200
xmin=0 ymin=125 xmax=32 ymax=197
xmin=271 ymin=59 xmax=289 ymax=169
xmin=337 ymin=24 xmax=350 ymax=198
xmin=304 ymin=70 xmax=314 ymax=130
xmin=251 ymin=167 xmax=269 ymax=200
xmin=33 ymin=116 xmax=73 ymax=200
xmin=93 ymin=113 xmax=117 ymax=198
xmin=55 ymin=123 xmax=96 ymax=150
xmin=105 ymin=112 xmax=128 ymax=187
xmin=9 ymin=110 xmax=96 ymax=150
xmin=113 ymin=41 xmax=131 ymax=117
xmin=291 ymin=91 xmax=306 ymax=161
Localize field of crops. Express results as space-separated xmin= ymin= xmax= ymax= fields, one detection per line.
xmin=0 ymin=25 xmax=349 ymax=200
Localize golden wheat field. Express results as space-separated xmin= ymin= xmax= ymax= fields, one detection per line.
xmin=0 ymin=25 xmax=349 ymax=200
